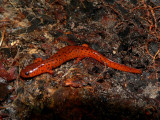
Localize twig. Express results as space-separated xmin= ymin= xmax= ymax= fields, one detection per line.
xmin=0 ymin=24 xmax=5 ymax=47
xmin=145 ymin=39 xmax=159 ymax=80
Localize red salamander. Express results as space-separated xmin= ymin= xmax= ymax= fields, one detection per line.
xmin=20 ymin=44 xmax=142 ymax=78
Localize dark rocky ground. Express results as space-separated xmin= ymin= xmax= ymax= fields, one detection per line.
xmin=0 ymin=0 xmax=160 ymax=119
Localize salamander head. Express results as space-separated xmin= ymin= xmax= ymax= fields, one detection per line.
xmin=20 ymin=62 xmax=45 ymax=78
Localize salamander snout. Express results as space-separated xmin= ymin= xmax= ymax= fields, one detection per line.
xmin=20 ymin=69 xmax=31 ymax=78
xmin=20 ymin=62 xmax=46 ymax=78
xmin=20 ymin=63 xmax=38 ymax=78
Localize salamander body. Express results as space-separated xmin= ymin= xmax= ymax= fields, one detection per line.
xmin=20 ymin=44 xmax=142 ymax=78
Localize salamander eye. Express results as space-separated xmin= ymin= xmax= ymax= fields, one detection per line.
xmin=25 ymin=72 xmax=29 ymax=76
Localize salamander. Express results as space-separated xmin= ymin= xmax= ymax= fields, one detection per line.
xmin=20 ymin=44 xmax=142 ymax=78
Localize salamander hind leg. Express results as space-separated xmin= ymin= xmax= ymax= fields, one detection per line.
xmin=82 ymin=44 xmax=89 ymax=47
xmin=74 ymin=57 xmax=85 ymax=64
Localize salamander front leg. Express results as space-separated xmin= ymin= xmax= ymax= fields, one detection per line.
xmin=33 ymin=58 xmax=43 ymax=63
xmin=46 ymin=69 xmax=54 ymax=75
